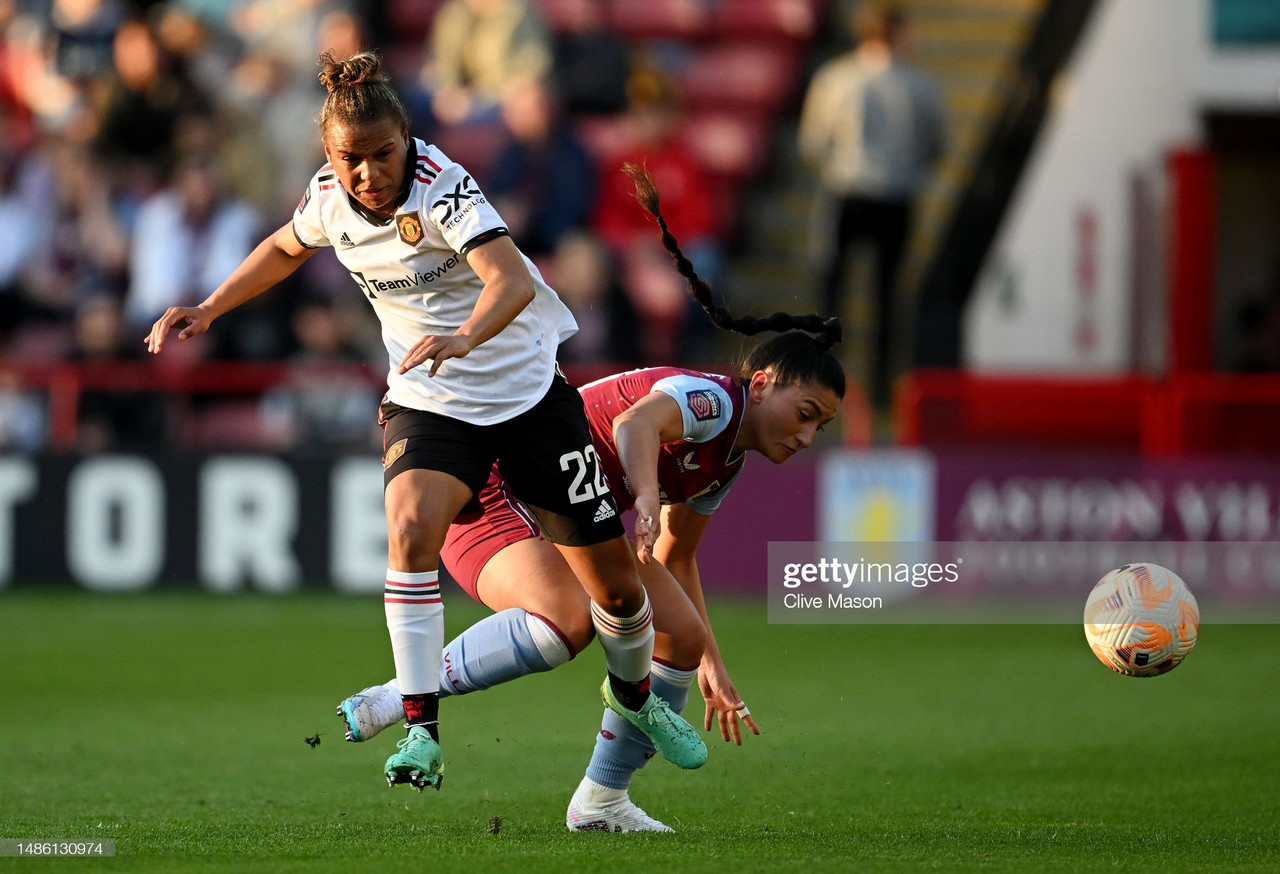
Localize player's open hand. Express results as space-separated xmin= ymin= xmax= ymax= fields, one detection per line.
xmin=699 ymin=661 xmax=760 ymax=745
xmin=399 ymin=334 xmax=475 ymax=377
xmin=145 ymin=306 xmax=213 ymax=354
xmin=632 ymin=494 xmax=661 ymax=563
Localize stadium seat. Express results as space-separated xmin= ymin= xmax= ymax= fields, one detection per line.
xmin=605 ymin=0 xmax=710 ymax=41
xmin=573 ymin=114 xmax=632 ymax=165
xmin=679 ymin=110 xmax=770 ymax=181
xmin=709 ymin=0 xmax=818 ymax=43
xmin=430 ymin=119 xmax=510 ymax=183
xmin=538 ymin=0 xmax=604 ymax=33
xmin=387 ymin=0 xmax=447 ymax=43
xmin=677 ymin=42 xmax=802 ymax=112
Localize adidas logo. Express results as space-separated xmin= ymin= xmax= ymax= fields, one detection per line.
xmin=339 ymin=232 xmax=355 ymax=247
xmin=593 ymin=499 xmax=617 ymax=522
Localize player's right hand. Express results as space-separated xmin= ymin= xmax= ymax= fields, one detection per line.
xmin=146 ymin=306 xmax=212 ymax=354
xmin=632 ymin=494 xmax=661 ymax=563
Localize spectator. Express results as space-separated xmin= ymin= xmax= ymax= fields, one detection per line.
xmin=124 ymin=153 xmax=260 ymax=335
xmin=420 ymin=0 xmax=552 ymax=127
xmin=260 ymin=296 xmax=381 ymax=448
xmin=797 ymin=0 xmax=945 ymax=406
xmin=1 ymin=139 xmax=128 ymax=329
xmin=93 ymin=18 xmax=208 ymax=182
xmin=487 ymin=75 xmax=595 ymax=256
xmin=68 ymin=294 xmax=165 ymax=451
xmin=592 ymin=68 xmax=722 ymax=362
xmin=550 ymin=0 xmax=629 ymax=116
xmin=549 ymin=230 xmax=641 ymax=367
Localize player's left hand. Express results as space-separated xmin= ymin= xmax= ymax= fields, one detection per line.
xmin=699 ymin=661 xmax=760 ymax=745
xmin=399 ymin=334 xmax=475 ymax=377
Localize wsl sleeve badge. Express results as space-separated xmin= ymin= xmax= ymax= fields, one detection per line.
xmin=685 ymin=389 xmax=721 ymax=421
xmin=397 ymin=211 xmax=424 ymax=246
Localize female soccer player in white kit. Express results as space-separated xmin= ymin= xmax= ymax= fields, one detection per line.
xmin=337 ymin=166 xmax=846 ymax=829
xmin=144 ymin=52 xmax=705 ymax=791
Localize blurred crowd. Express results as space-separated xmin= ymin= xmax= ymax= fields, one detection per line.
xmin=0 ymin=0 xmax=740 ymax=451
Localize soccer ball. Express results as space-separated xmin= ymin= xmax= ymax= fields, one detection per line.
xmin=1083 ymin=562 xmax=1199 ymax=677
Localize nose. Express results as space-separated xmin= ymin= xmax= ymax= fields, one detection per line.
xmin=795 ymin=425 xmax=817 ymax=449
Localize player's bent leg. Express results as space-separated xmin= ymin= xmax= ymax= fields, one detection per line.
xmin=566 ymin=777 xmax=674 ymax=833
xmin=643 ymin=558 xmax=706 ymax=670
xmin=586 ymin=559 xmax=705 ymax=784
xmin=559 ymin=537 xmax=707 ymax=770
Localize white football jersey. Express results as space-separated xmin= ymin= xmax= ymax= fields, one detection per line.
xmin=292 ymin=139 xmax=577 ymax=425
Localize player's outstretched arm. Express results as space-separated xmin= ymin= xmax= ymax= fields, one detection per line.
xmin=612 ymin=392 xmax=685 ymax=562
xmin=145 ymin=222 xmax=315 ymax=354
xmin=657 ymin=503 xmax=761 ymax=745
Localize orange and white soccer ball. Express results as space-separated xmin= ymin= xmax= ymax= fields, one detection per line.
xmin=1083 ymin=563 xmax=1199 ymax=677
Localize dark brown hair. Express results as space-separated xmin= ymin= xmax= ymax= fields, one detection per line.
xmin=316 ymin=50 xmax=409 ymax=135
xmin=623 ymin=162 xmax=845 ymax=397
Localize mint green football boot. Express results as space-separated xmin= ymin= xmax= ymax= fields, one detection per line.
xmin=601 ymin=678 xmax=708 ymax=770
xmin=384 ymin=725 xmax=444 ymax=792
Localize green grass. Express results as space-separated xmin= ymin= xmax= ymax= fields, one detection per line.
xmin=1 ymin=591 xmax=1277 ymax=872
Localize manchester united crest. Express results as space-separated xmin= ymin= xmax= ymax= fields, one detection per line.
xmin=397 ymin=211 xmax=424 ymax=246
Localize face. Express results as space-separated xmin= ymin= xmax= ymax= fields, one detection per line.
xmin=741 ymin=372 xmax=841 ymax=463
xmin=322 ymin=116 xmax=409 ymax=218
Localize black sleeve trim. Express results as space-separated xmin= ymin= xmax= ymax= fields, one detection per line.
xmin=292 ymin=222 xmax=319 ymax=250
xmin=458 ymin=227 xmax=510 ymax=256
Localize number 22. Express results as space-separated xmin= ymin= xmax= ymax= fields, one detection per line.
xmin=560 ymin=446 xmax=609 ymax=504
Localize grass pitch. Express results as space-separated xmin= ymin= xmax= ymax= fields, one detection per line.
xmin=1 ymin=590 xmax=1277 ymax=872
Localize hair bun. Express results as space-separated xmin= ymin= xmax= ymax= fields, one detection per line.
xmin=317 ymin=50 xmax=387 ymax=93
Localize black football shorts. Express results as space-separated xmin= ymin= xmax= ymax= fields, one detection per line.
xmin=380 ymin=374 xmax=624 ymax=547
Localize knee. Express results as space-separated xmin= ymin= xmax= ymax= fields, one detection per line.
xmin=560 ymin=614 xmax=595 ymax=657
xmin=386 ymin=507 xmax=443 ymax=568
xmin=654 ymin=610 xmax=706 ymax=668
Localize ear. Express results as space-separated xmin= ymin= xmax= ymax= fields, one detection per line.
xmin=748 ymin=370 xmax=772 ymax=402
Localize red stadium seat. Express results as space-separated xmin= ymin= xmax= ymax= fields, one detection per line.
xmin=605 ymin=0 xmax=710 ymax=41
xmin=537 ymin=0 xmax=604 ymax=33
xmin=710 ymin=0 xmax=818 ymax=43
xmin=387 ymin=0 xmax=447 ymax=43
xmin=679 ymin=110 xmax=771 ymax=181
xmin=430 ymin=119 xmax=510 ymax=183
xmin=677 ymin=42 xmax=802 ymax=112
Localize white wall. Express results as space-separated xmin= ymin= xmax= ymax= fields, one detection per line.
xmin=962 ymin=0 xmax=1280 ymax=373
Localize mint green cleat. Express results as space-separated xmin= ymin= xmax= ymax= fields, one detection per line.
xmin=384 ymin=725 xmax=444 ymax=792
xmin=601 ymin=678 xmax=708 ymax=770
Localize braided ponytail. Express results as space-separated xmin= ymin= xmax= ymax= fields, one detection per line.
xmin=623 ymin=163 xmax=845 ymax=396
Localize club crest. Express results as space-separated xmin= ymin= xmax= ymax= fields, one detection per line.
xmin=383 ymin=438 xmax=407 ymax=469
xmin=397 ymin=211 xmax=424 ymax=246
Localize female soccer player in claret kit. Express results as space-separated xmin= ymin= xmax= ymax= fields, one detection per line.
xmin=337 ymin=166 xmax=845 ymax=830
xmin=144 ymin=53 xmax=705 ymax=791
